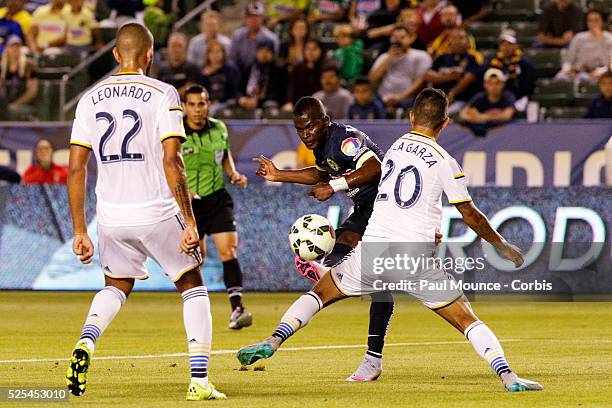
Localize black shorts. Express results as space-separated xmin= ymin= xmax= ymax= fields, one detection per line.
xmin=336 ymin=203 xmax=374 ymax=237
xmin=192 ymin=188 xmax=237 ymax=237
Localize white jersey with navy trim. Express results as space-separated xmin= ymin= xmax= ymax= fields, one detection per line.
xmin=70 ymin=72 xmax=186 ymax=227
xmin=363 ymin=131 xmax=471 ymax=243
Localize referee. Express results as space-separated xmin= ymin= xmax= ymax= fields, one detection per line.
xmin=182 ymin=85 xmax=252 ymax=330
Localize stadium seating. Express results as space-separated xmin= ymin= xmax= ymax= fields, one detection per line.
xmin=531 ymin=78 xmax=574 ymax=107
xmin=489 ymin=0 xmax=536 ymax=21
xmin=545 ymin=106 xmax=588 ymax=119
xmin=524 ymin=48 xmax=562 ymax=78
xmin=574 ymin=81 xmax=600 ymax=107
xmin=468 ymin=22 xmax=507 ymax=49
xmin=511 ymin=21 xmax=539 ymax=47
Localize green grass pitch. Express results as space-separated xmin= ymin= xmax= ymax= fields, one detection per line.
xmin=1 ymin=291 xmax=611 ymax=407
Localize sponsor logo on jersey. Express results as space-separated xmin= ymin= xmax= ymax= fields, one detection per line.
xmin=327 ymin=158 xmax=339 ymax=171
xmin=352 ymin=145 xmax=368 ymax=161
xmin=341 ymin=137 xmax=361 ymax=157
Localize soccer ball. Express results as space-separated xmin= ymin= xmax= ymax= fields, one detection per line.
xmin=289 ymin=214 xmax=336 ymax=260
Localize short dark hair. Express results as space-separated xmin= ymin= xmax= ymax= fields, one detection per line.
xmin=600 ymin=71 xmax=612 ymax=82
xmin=352 ymin=76 xmax=371 ymax=90
xmin=321 ymin=65 xmax=339 ymax=76
xmin=586 ymin=8 xmax=607 ymax=22
xmin=294 ymin=96 xmax=327 ymax=119
xmin=184 ymin=85 xmax=208 ymax=99
xmin=412 ymin=88 xmax=448 ymax=130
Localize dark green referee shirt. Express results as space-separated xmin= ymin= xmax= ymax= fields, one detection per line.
xmin=183 ymin=117 xmax=229 ymax=197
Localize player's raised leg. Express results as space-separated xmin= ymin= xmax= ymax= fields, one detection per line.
xmin=66 ymin=277 xmax=132 ymax=396
xmin=175 ymin=268 xmax=226 ymax=400
xmin=434 ymin=298 xmax=543 ymax=392
xmin=237 ymin=270 xmax=347 ymax=365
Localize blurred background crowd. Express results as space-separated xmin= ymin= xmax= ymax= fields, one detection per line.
xmin=0 ymin=0 xmax=610 ymax=125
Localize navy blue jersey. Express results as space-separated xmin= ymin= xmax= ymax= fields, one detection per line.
xmin=313 ymin=122 xmax=384 ymax=206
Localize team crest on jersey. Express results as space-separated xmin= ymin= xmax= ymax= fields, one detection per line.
xmin=327 ymin=159 xmax=339 ymax=171
xmin=341 ymin=137 xmax=362 ymax=157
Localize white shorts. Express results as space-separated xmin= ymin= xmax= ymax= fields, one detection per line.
xmin=329 ymin=242 xmax=463 ymax=309
xmin=98 ymin=214 xmax=202 ymax=282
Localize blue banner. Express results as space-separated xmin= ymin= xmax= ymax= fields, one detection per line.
xmin=0 ymin=184 xmax=609 ymax=292
xmin=1 ymin=120 xmax=610 ymax=186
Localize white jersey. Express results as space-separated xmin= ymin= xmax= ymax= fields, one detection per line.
xmin=70 ymin=72 xmax=185 ymax=227
xmin=363 ymin=131 xmax=471 ymax=243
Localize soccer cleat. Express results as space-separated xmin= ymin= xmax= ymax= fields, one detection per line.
xmin=236 ymin=338 xmax=277 ymax=365
xmin=502 ymin=372 xmax=543 ymax=392
xmin=294 ymin=256 xmax=321 ymax=284
xmin=186 ymin=381 xmax=227 ymax=400
xmin=229 ymin=306 xmax=253 ymax=330
xmin=346 ymin=355 xmax=382 ymax=382
xmin=505 ymin=377 xmax=543 ymax=392
xmin=65 ymin=341 xmax=91 ymax=396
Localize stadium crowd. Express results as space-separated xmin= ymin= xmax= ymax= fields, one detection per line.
xmin=0 ymin=0 xmax=611 ymax=123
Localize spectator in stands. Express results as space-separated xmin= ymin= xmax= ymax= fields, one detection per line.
xmin=230 ymin=1 xmax=279 ymax=78
xmin=0 ymin=35 xmax=38 ymax=120
xmin=349 ymin=0 xmax=383 ymax=35
xmin=428 ymin=4 xmax=466 ymax=59
xmin=487 ymin=29 xmax=535 ymax=105
xmin=459 ymin=68 xmax=515 ymax=137
xmin=143 ymin=0 xmax=178 ymax=48
xmin=312 ymin=66 xmax=353 ymax=119
xmin=0 ymin=11 xmax=24 ymax=55
xmin=452 ymin=0 xmax=491 ymax=26
xmin=366 ymin=0 xmax=404 ymax=32
xmin=369 ymin=26 xmax=431 ymax=110
xmin=366 ymin=8 xmax=426 ymax=53
xmin=199 ymin=39 xmax=241 ymax=115
xmin=537 ymin=0 xmax=583 ymax=48
xmin=0 ymin=0 xmax=31 ymax=36
xmin=238 ymin=39 xmax=286 ymax=112
xmin=417 ymin=0 xmax=448 ymax=45
xmin=348 ymin=76 xmax=385 ymax=119
xmin=187 ymin=10 xmax=231 ymax=69
xmin=106 ymin=0 xmax=144 ymax=26
xmin=307 ymin=0 xmax=349 ymax=27
xmin=28 ymin=0 xmax=67 ymax=54
xmin=296 ymin=141 xmax=316 ymax=167
xmin=266 ymin=0 xmax=309 ymax=31
xmin=556 ymin=10 xmax=612 ymax=82
xmin=283 ymin=39 xmax=326 ymax=111
xmin=332 ymin=24 xmax=363 ymax=81
xmin=279 ymin=17 xmax=309 ymax=69
xmin=585 ymin=71 xmax=612 ymax=118
xmin=64 ymin=0 xmax=101 ymax=55
xmin=420 ymin=28 xmax=483 ymax=113
xmin=23 ymin=139 xmax=67 ymax=184
xmin=153 ymin=32 xmax=199 ymax=97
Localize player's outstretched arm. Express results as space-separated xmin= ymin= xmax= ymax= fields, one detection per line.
xmin=253 ymin=155 xmax=324 ymax=185
xmin=455 ymin=201 xmax=524 ymax=267
xmin=68 ymin=145 xmax=94 ymax=264
xmin=162 ymin=137 xmax=199 ymax=255
xmin=344 ymin=156 xmax=381 ymax=188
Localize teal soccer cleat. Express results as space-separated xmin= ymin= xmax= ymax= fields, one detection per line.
xmin=236 ymin=338 xmax=277 ymax=366
xmin=505 ymin=376 xmax=543 ymax=392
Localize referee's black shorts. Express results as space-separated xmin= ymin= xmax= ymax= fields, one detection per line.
xmin=192 ymin=188 xmax=237 ymax=237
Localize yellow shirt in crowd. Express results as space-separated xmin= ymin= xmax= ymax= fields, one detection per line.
xmin=31 ymin=4 xmax=68 ymax=48
xmin=0 ymin=8 xmax=32 ymax=34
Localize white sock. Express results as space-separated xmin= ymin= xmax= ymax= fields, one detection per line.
xmin=182 ymin=286 xmax=212 ymax=387
xmin=78 ymin=285 xmax=126 ymax=354
xmin=271 ymin=292 xmax=323 ymax=343
xmin=465 ymin=320 xmax=512 ymax=377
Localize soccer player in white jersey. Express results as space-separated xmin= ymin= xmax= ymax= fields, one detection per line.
xmin=65 ymin=23 xmax=225 ymax=401
xmin=237 ymin=88 xmax=543 ymax=392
